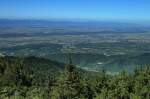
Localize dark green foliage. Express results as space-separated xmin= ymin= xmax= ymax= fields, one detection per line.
xmin=0 ymin=56 xmax=150 ymax=99
xmin=0 ymin=57 xmax=33 ymax=86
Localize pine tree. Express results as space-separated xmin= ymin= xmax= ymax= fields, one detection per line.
xmin=57 ymin=53 xmax=82 ymax=99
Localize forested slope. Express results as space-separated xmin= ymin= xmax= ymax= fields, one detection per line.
xmin=0 ymin=56 xmax=149 ymax=99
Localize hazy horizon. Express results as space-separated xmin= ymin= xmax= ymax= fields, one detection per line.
xmin=0 ymin=0 xmax=150 ymax=22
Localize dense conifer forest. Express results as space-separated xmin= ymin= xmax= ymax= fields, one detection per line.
xmin=0 ymin=56 xmax=149 ymax=99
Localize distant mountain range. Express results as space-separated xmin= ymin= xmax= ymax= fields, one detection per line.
xmin=0 ymin=19 xmax=150 ymax=36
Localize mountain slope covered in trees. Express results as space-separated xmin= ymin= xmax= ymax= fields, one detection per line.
xmin=0 ymin=56 xmax=149 ymax=99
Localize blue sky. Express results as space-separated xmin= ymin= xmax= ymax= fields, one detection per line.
xmin=0 ymin=0 xmax=150 ymax=21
